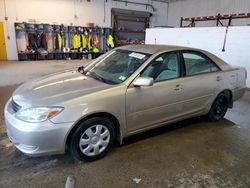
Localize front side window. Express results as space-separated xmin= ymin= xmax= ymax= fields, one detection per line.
xmin=183 ymin=52 xmax=219 ymax=76
xmin=85 ymin=50 xmax=151 ymax=84
xmin=141 ymin=51 xmax=180 ymax=82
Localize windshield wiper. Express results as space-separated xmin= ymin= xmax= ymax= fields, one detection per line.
xmin=88 ymin=71 xmax=115 ymax=85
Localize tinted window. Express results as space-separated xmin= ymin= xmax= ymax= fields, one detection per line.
xmin=183 ymin=52 xmax=219 ymax=76
xmin=141 ymin=52 xmax=180 ymax=82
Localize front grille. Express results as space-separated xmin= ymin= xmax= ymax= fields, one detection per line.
xmin=11 ymin=99 xmax=22 ymax=113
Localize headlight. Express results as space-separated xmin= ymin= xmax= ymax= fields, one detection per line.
xmin=15 ymin=107 xmax=64 ymax=123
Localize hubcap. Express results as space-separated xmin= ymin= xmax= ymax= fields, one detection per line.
xmin=79 ymin=124 xmax=110 ymax=156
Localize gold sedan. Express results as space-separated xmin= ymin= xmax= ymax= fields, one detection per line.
xmin=5 ymin=45 xmax=247 ymax=161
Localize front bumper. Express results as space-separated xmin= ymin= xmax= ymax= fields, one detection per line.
xmin=4 ymin=99 xmax=74 ymax=156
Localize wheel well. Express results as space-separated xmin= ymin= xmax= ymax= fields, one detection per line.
xmin=66 ymin=112 xmax=121 ymax=149
xmin=221 ymin=89 xmax=233 ymax=108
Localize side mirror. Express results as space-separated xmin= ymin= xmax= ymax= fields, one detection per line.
xmin=77 ymin=66 xmax=85 ymax=74
xmin=133 ymin=77 xmax=154 ymax=87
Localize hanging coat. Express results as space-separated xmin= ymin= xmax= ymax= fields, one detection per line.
xmin=56 ymin=33 xmax=63 ymax=50
xmin=28 ymin=33 xmax=37 ymax=50
xmin=81 ymin=34 xmax=86 ymax=49
xmin=16 ymin=31 xmax=26 ymax=52
xmin=72 ymin=34 xmax=80 ymax=49
xmin=85 ymin=34 xmax=92 ymax=50
xmin=107 ymin=35 xmax=114 ymax=48
xmin=37 ymin=33 xmax=42 ymax=48
xmin=25 ymin=33 xmax=29 ymax=49
xmin=47 ymin=32 xmax=53 ymax=52
xmin=58 ymin=33 xmax=63 ymax=50
xmin=92 ymin=34 xmax=99 ymax=53
xmin=41 ymin=33 xmax=48 ymax=49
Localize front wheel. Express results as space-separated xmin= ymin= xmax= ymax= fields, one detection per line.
xmin=208 ymin=93 xmax=229 ymax=122
xmin=70 ymin=117 xmax=115 ymax=162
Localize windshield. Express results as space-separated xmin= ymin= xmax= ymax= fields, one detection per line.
xmin=85 ymin=49 xmax=151 ymax=85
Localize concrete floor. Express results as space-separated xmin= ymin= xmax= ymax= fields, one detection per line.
xmin=0 ymin=61 xmax=250 ymax=188
xmin=0 ymin=60 xmax=85 ymax=86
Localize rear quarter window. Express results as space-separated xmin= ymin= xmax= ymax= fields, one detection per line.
xmin=182 ymin=52 xmax=219 ymax=76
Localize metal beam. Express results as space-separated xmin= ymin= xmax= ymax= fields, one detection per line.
xmin=112 ymin=0 xmax=156 ymax=12
xmin=152 ymin=0 xmax=169 ymax=3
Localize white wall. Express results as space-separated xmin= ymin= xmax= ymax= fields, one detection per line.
xmin=0 ymin=0 xmax=168 ymax=60
xmin=168 ymin=0 xmax=250 ymax=27
xmin=146 ymin=27 xmax=250 ymax=87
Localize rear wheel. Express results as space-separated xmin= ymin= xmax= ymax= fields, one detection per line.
xmin=208 ymin=93 xmax=229 ymax=122
xmin=70 ymin=117 xmax=115 ymax=162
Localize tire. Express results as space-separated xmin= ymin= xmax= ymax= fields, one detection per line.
xmin=70 ymin=117 xmax=115 ymax=162
xmin=208 ymin=93 xmax=229 ymax=122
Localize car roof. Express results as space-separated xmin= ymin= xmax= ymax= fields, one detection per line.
xmin=116 ymin=44 xmax=232 ymax=71
xmin=117 ymin=44 xmax=194 ymax=54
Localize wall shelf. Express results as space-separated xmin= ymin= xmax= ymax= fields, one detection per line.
xmin=117 ymin=18 xmax=146 ymax=23
xmin=111 ymin=8 xmax=151 ymax=47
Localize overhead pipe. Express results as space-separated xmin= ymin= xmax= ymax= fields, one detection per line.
xmin=112 ymin=0 xmax=156 ymax=12
xmin=152 ymin=0 xmax=169 ymax=3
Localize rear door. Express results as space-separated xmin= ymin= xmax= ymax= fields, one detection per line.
xmin=179 ymin=50 xmax=222 ymax=115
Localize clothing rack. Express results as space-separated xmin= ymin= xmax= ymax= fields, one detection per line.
xmin=15 ymin=22 xmax=114 ymax=61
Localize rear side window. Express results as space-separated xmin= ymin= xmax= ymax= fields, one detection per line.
xmin=183 ymin=52 xmax=219 ymax=76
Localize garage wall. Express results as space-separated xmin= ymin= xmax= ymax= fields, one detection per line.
xmin=168 ymin=0 xmax=250 ymax=27
xmin=0 ymin=0 xmax=168 ymax=60
xmin=146 ymin=27 xmax=250 ymax=87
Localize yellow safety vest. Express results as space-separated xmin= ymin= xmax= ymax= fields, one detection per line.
xmin=58 ymin=34 xmax=63 ymax=50
xmin=93 ymin=34 xmax=100 ymax=53
xmin=81 ymin=34 xmax=86 ymax=49
xmin=93 ymin=48 xmax=99 ymax=53
xmin=77 ymin=34 xmax=81 ymax=48
xmin=86 ymin=35 xmax=92 ymax=50
xmin=107 ymin=35 xmax=114 ymax=48
xmin=72 ymin=34 xmax=79 ymax=49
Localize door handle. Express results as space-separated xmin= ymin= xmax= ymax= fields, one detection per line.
xmin=216 ymin=76 xmax=222 ymax=82
xmin=174 ymin=84 xmax=182 ymax=91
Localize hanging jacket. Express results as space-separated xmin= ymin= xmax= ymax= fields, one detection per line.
xmin=64 ymin=33 xmax=69 ymax=48
xmin=25 ymin=33 xmax=29 ymax=49
xmin=16 ymin=31 xmax=26 ymax=52
xmin=58 ymin=33 xmax=63 ymax=50
xmin=107 ymin=34 xmax=114 ymax=48
xmin=55 ymin=33 xmax=63 ymax=51
xmin=28 ymin=33 xmax=37 ymax=50
xmin=77 ymin=34 xmax=81 ymax=48
xmin=37 ymin=33 xmax=42 ymax=48
xmin=54 ymin=34 xmax=56 ymax=49
xmin=92 ymin=34 xmax=99 ymax=53
xmin=41 ymin=33 xmax=48 ymax=49
xmin=47 ymin=32 xmax=53 ymax=52
xmin=85 ymin=34 xmax=92 ymax=50
xmin=81 ymin=34 xmax=86 ymax=49
xmin=45 ymin=34 xmax=49 ymax=48
xmin=72 ymin=34 xmax=80 ymax=49
xmin=55 ymin=33 xmax=59 ymax=50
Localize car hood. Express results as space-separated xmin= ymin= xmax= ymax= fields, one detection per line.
xmin=12 ymin=70 xmax=112 ymax=108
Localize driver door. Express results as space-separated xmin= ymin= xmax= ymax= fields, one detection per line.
xmin=126 ymin=51 xmax=184 ymax=133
